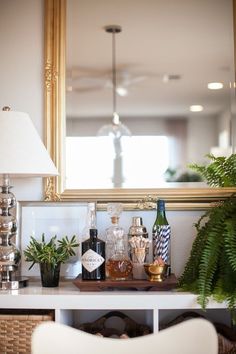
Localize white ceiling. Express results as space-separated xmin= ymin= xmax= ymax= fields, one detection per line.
xmin=66 ymin=0 xmax=234 ymax=119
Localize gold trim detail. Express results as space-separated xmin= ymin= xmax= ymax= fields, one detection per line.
xmin=136 ymin=195 xmax=156 ymax=210
xmin=44 ymin=177 xmax=61 ymax=201
xmin=45 ymin=61 xmax=57 ymax=92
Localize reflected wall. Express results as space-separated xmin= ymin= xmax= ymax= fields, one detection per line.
xmin=65 ymin=0 xmax=234 ymax=189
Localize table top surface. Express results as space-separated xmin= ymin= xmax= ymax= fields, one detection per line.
xmin=0 ymin=279 xmax=227 ymax=311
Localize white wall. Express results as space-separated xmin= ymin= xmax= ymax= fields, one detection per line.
xmin=0 ymin=0 xmax=44 ymax=200
xmin=187 ymin=114 xmax=218 ymax=164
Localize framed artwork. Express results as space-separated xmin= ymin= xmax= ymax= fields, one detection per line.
xmin=18 ymin=201 xmax=95 ymax=278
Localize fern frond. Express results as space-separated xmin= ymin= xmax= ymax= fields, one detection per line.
xmin=215 ymin=254 xmax=236 ymax=310
xmin=179 ymin=196 xmax=236 ymax=310
xmin=178 ymin=211 xmax=210 ymax=290
xmin=224 ymin=217 xmax=236 ymax=272
xmin=188 ymin=154 xmax=236 ymax=187
xmin=197 ymin=217 xmax=224 ymax=308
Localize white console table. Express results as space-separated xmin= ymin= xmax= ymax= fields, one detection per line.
xmin=0 ymin=281 xmax=229 ymax=333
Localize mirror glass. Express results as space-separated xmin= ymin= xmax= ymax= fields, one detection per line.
xmin=65 ymin=0 xmax=234 ymax=189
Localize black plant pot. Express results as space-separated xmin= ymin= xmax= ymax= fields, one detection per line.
xmin=40 ymin=263 xmax=61 ymax=287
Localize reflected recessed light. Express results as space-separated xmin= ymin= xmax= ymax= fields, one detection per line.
xmin=207 ymin=82 xmax=223 ymax=90
xmin=189 ymin=105 xmax=203 ymax=112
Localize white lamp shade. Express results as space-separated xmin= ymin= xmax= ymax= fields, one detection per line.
xmin=0 ymin=111 xmax=58 ymax=177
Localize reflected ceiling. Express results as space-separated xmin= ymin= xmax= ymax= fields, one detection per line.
xmin=66 ymin=0 xmax=234 ymax=119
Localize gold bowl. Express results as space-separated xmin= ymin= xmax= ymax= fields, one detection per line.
xmin=144 ymin=264 xmax=165 ymax=282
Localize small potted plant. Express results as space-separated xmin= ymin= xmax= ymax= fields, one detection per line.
xmin=24 ymin=234 xmax=79 ymax=287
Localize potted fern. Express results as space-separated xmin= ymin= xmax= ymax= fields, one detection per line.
xmin=24 ymin=234 xmax=79 ymax=287
xmin=179 ymin=154 xmax=236 ymax=312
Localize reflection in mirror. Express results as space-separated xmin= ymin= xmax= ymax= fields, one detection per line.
xmin=65 ymin=0 xmax=234 ymax=190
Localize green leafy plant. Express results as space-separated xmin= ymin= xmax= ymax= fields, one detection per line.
xmin=179 ymin=154 xmax=236 ymax=311
xmin=24 ymin=234 xmax=79 ymax=269
xmin=164 ymin=167 xmax=202 ymax=182
xmin=189 ymin=153 xmax=236 ymax=187
xmin=178 ymin=196 xmax=236 ymax=309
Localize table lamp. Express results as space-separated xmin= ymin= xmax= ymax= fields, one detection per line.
xmin=0 ymin=107 xmax=58 ymax=289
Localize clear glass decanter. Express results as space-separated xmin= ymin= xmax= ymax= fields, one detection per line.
xmin=105 ymin=203 xmax=133 ymax=280
xmin=81 ymin=203 xmax=96 ymax=242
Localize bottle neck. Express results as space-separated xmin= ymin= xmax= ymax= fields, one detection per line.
xmin=156 ymin=213 xmax=168 ymax=223
xmin=111 ymin=216 xmax=119 ymax=225
xmin=114 ymin=238 xmax=126 ymax=255
xmin=158 ymin=209 xmax=166 ymax=217
xmin=89 ymin=228 xmax=98 ymax=241
xmin=90 ymin=234 xmax=97 ymax=241
xmin=155 ymin=204 xmax=168 ymax=225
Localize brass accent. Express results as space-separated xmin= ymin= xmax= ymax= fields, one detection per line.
xmin=2 ymin=106 xmax=10 ymax=111
xmin=45 ymin=61 xmax=58 ymax=92
xmin=144 ymin=264 xmax=165 ymax=282
xmin=136 ymin=195 xmax=156 ymax=210
xmin=44 ymin=177 xmax=61 ymax=201
xmin=44 ymin=0 xmax=65 ymax=200
xmin=44 ymin=0 xmax=236 ymax=209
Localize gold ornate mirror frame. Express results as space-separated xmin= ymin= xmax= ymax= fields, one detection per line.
xmin=44 ymin=0 xmax=236 ymax=209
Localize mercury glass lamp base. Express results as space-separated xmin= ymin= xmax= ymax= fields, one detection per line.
xmin=0 ymin=277 xmax=29 ymax=290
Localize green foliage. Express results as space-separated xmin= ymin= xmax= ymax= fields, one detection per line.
xmin=179 ymin=153 xmax=236 ymax=311
xmin=164 ymin=167 xmax=202 ymax=182
xmin=175 ymin=172 xmax=202 ymax=182
xmin=179 ymin=196 xmax=236 ymax=310
xmin=24 ymin=234 xmax=79 ymax=269
xmin=189 ymin=153 xmax=236 ymax=187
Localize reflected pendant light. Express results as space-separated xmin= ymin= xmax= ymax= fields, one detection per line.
xmin=97 ymin=25 xmax=131 ymax=138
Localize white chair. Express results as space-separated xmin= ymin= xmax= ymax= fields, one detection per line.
xmin=31 ymin=317 xmax=218 ymax=354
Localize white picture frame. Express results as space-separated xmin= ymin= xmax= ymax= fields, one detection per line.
xmin=18 ymin=201 xmax=95 ymax=278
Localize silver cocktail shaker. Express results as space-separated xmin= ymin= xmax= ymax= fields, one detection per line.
xmin=128 ymin=217 xmax=149 ymax=279
xmin=128 ymin=217 xmax=148 ymax=239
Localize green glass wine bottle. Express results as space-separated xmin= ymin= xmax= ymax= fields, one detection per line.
xmin=152 ymin=199 xmax=171 ymax=276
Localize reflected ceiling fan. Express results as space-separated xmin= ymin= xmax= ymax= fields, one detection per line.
xmin=66 ymin=64 xmax=150 ymax=96
xmin=66 ymin=23 xmax=181 ymax=97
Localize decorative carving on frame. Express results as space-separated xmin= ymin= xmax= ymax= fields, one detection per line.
xmin=45 ymin=61 xmax=58 ymax=92
xmin=44 ymin=177 xmax=61 ymax=201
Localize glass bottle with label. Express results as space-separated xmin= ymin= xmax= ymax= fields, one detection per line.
xmin=105 ymin=203 xmax=133 ymax=280
xmin=152 ymin=199 xmax=171 ymax=276
xmin=81 ymin=228 xmax=105 ymax=280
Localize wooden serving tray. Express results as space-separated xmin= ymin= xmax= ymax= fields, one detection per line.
xmin=73 ymin=274 xmax=178 ymax=292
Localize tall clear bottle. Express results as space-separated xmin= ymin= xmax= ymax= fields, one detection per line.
xmin=152 ymin=199 xmax=171 ymax=276
xmin=81 ymin=203 xmax=96 ymax=242
xmin=81 ymin=228 xmax=105 ymax=280
xmin=105 ymin=203 xmax=132 ymax=280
